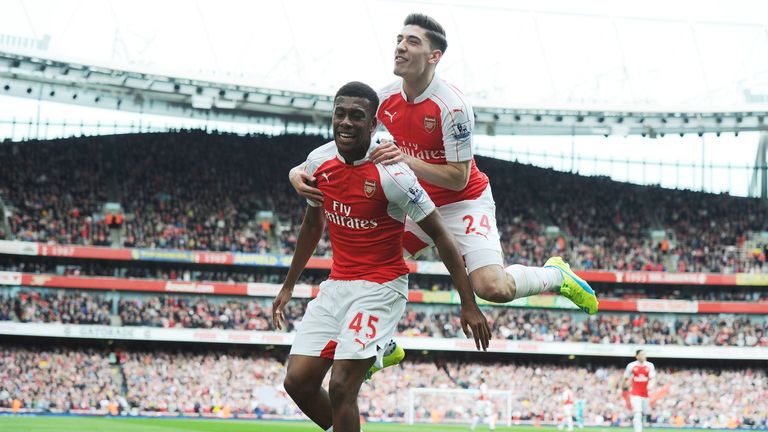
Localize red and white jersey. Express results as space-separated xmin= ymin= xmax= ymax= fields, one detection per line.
xmin=303 ymin=142 xmax=435 ymax=292
xmin=561 ymin=389 xmax=574 ymax=406
xmin=478 ymin=383 xmax=489 ymax=401
xmin=624 ymin=360 xmax=656 ymax=397
xmin=377 ymin=76 xmax=489 ymax=207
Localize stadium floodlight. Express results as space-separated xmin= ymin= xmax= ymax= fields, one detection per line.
xmin=291 ymin=97 xmax=316 ymax=109
xmin=149 ymin=81 xmax=176 ymax=93
xmin=191 ymin=94 xmax=213 ymax=110
xmin=124 ymin=77 xmax=151 ymax=90
xmin=213 ymin=98 xmax=236 ymax=109
xmin=269 ymin=95 xmax=292 ymax=106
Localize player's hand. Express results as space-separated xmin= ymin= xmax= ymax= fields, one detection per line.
xmin=289 ymin=168 xmax=324 ymax=203
xmin=272 ymin=287 xmax=293 ymax=330
xmin=460 ymin=304 xmax=491 ymax=351
xmin=370 ymin=138 xmax=405 ymax=165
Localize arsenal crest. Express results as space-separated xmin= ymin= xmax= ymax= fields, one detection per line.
xmin=424 ymin=115 xmax=437 ymax=133
xmin=364 ymin=179 xmax=377 ymax=198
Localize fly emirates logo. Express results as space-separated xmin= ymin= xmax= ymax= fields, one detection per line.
xmin=400 ymin=141 xmax=445 ymax=161
xmin=325 ymin=200 xmax=378 ymax=230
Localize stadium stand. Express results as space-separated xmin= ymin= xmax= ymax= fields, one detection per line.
xmin=2 ymin=131 xmax=768 ymax=430
xmin=0 ymin=344 xmax=765 ymax=428
xmin=2 ymin=132 xmax=768 ymax=273
xmin=2 ymin=289 xmax=766 ymax=347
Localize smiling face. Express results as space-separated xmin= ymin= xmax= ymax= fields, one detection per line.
xmin=394 ymin=24 xmax=442 ymax=80
xmin=332 ymin=95 xmax=377 ymax=162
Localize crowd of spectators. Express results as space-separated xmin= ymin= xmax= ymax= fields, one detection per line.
xmin=5 ymin=289 xmax=112 ymax=325
xmin=398 ymin=306 xmax=768 ymax=347
xmin=2 ymin=131 xmax=768 ymax=273
xmin=0 ymin=131 xmax=323 ymax=253
xmin=118 ymin=296 xmax=307 ymax=332
xmin=418 ymin=360 xmax=768 ymax=429
xmin=1 ymin=345 xmax=765 ymax=428
xmin=3 ymin=289 xmax=766 ymax=347
xmin=2 ymin=256 xmax=768 ymax=302
xmin=480 ymin=158 xmax=768 ymax=275
xmin=0 ymin=346 xmax=122 ymax=413
xmin=121 ymin=350 xmax=285 ymax=415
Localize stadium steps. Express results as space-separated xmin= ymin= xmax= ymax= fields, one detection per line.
xmin=0 ymin=194 xmax=11 ymax=240
xmin=742 ymin=233 xmax=764 ymax=267
xmin=110 ymin=314 xmax=123 ymax=326
xmin=111 ymin=364 xmax=129 ymax=396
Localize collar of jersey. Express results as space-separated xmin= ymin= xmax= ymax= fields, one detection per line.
xmin=400 ymin=74 xmax=440 ymax=104
xmin=335 ymin=142 xmax=378 ymax=166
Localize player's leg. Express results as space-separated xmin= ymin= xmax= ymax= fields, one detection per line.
xmin=470 ymin=414 xmax=480 ymax=431
xmin=329 ymin=357 xmax=376 ymax=431
xmin=565 ymin=406 xmax=574 ymax=432
xmin=467 ymin=261 xmax=559 ymax=303
xmin=284 ymin=355 xmax=333 ymax=429
xmin=284 ymin=284 xmax=339 ymax=430
xmin=630 ymin=396 xmax=644 ymax=432
xmin=488 ymin=412 xmax=497 ymax=430
xmin=361 ymin=277 xmax=408 ymax=380
xmin=436 ymin=185 xmax=598 ymax=314
xmin=334 ymin=277 xmax=407 ymax=424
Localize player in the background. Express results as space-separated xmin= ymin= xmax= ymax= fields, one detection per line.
xmin=575 ymin=389 xmax=585 ymax=429
xmin=273 ymin=81 xmax=490 ymax=432
xmin=289 ymin=13 xmax=598 ymax=377
xmin=621 ymin=349 xmax=656 ymax=432
xmin=470 ymin=378 xmax=496 ymax=431
xmin=557 ymin=384 xmax=575 ymax=432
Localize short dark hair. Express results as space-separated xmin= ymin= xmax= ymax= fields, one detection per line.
xmin=636 ymin=349 xmax=644 ymax=356
xmin=334 ymin=81 xmax=379 ymax=116
xmin=404 ymin=13 xmax=447 ymax=53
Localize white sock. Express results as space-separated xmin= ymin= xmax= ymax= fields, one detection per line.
xmin=506 ymin=264 xmax=563 ymax=299
xmin=326 ymin=428 xmax=333 ymax=432
xmin=633 ymin=414 xmax=642 ymax=432
xmin=471 ymin=416 xmax=479 ymax=431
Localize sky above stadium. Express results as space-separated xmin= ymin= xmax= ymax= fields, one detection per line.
xmin=2 ymin=0 xmax=767 ymax=111
xmin=1 ymin=0 xmax=766 ymax=196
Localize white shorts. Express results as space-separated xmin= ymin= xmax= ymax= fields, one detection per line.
xmin=563 ymin=404 xmax=573 ymax=416
xmin=630 ymin=395 xmax=648 ymax=414
xmin=403 ymin=184 xmax=503 ymax=273
xmin=290 ymin=276 xmax=407 ymax=362
xmin=475 ymin=400 xmax=493 ymax=416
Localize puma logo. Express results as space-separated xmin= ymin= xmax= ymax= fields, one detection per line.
xmin=383 ymin=110 xmax=397 ymax=122
xmin=321 ymin=172 xmax=330 ymax=182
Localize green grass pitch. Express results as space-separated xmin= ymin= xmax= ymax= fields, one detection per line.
xmin=0 ymin=417 xmax=709 ymax=432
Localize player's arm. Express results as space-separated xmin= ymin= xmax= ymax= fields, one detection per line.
xmin=381 ymin=162 xmax=490 ymax=349
xmin=416 ymin=212 xmax=491 ymax=350
xmin=648 ymin=364 xmax=656 ymax=392
xmin=620 ymin=364 xmax=632 ymax=392
xmin=404 ymin=156 xmax=470 ymax=191
xmin=272 ymin=205 xmax=325 ymax=329
xmin=288 ymin=141 xmax=340 ymax=203
xmin=371 ymin=140 xmax=471 ymax=191
xmin=288 ymin=164 xmax=324 ymax=203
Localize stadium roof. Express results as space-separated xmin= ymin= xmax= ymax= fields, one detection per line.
xmin=2 ymin=52 xmax=766 ymax=136
xmin=1 ymin=0 xmax=767 ymax=112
